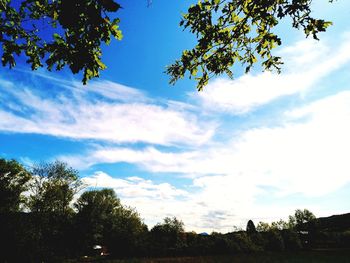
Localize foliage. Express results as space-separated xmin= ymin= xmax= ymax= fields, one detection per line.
xmin=289 ymin=208 xmax=316 ymax=231
xmin=0 ymin=158 xmax=31 ymax=212
xmin=254 ymin=218 xmax=301 ymax=251
xmin=28 ymin=160 xmax=82 ymax=215
xmin=246 ymin=219 xmax=257 ymax=234
xmin=75 ymin=189 xmax=122 ymax=252
xmin=150 ymin=217 xmax=186 ymax=254
xmin=257 ymin=221 xmax=271 ymax=232
xmin=1 ymin=158 xmax=350 ymax=261
xmin=1 ymin=0 xmax=335 ymax=89
xmin=0 ymin=0 xmax=122 ymax=84
xmin=75 ymin=188 xmax=147 ymax=256
xmin=281 ymin=229 xmax=302 ymax=250
xmin=167 ymin=0 xmax=333 ymax=90
xmin=264 ymin=229 xmax=285 ymax=251
xmin=107 ymin=204 xmax=148 ymax=257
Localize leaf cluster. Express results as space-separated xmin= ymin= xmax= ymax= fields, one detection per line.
xmin=167 ymin=0 xmax=333 ymax=90
xmin=0 ymin=0 xmax=122 ymax=84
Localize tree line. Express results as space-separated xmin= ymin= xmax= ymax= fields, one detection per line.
xmin=0 ymin=158 xmax=349 ymax=262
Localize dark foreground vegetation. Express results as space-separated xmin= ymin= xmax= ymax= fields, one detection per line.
xmin=1 ymin=158 xmax=350 ymax=262
xmin=81 ymin=250 xmax=350 ymax=263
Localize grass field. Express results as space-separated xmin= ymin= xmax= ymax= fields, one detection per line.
xmin=75 ymin=249 xmax=350 ymax=263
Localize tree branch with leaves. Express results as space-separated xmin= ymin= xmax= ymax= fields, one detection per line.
xmin=167 ymin=0 xmax=333 ymax=91
xmin=0 ymin=0 xmax=122 ymax=84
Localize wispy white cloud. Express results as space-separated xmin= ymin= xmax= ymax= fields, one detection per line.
xmin=60 ymin=146 xmax=199 ymax=170
xmin=2 ymin=29 xmax=350 ymax=233
xmin=52 ymin=32 xmax=350 ymax=232
xmin=72 ymin=80 xmax=150 ymax=103
xmin=196 ymin=33 xmax=350 ymax=114
xmin=73 ymin=90 xmax=350 ymax=232
xmin=81 ymin=171 xmax=193 ymax=228
xmin=64 ymin=90 xmax=350 ymax=196
xmin=83 ymin=171 xmax=188 ymax=200
xmin=0 ymin=79 xmax=214 ymax=146
xmin=81 ymin=170 xmax=256 ymax=232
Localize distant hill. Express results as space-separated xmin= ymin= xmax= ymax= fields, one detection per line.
xmin=317 ymin=212 xmax=350 ymax=232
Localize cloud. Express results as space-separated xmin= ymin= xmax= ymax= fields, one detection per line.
xmin=72 ymin=80 xmax=150 ymax=103
xmin=196 ymin=33 xmax=350 ymax=114
xmin=81 ymin=171 xmax=256 ymax=232
xmin=70 ymin=90 xmax=350 ymax=232
xmin=48 ymin=33 xmax=350 ymax=232
xmin=59 ymin=146 xmax=199 ymax=170
xmin=2 ymin=30 xmax=350 ymax=233
xmin=193 ymin=91 xmax=350 ymax=197
xmin=81 ymin=171 xmax=193 ymax=228
xmin=66 ymin=91 xmax=350 ymax=197
xmin=0 ymin=78 xmax=214 ymax=146
xmin=83 ymin=171 xmax=188 ymax=200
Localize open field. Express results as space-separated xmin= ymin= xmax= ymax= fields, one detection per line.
xmin=72 ymin=249 xmax=350 ymax=263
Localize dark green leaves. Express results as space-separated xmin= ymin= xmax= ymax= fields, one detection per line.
xmin=0 ymin=0 xmax=334 ymax=88
xmin=28 ymin=161 xmax=83 ymax=215
xmin=0 ymin=0 xmax=123 ymax=84
xmin=0 ymin=159 xmax=31 ymax=213
xmin=167 ymin=0 xmax=333 ymax=91
xmin=100 ymin=0 xmax=121 ymax=12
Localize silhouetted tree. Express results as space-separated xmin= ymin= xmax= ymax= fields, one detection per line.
xmin=74 ymin=188 xmax=147 ymax=257
xmin=289 ymin=209 xmax=316 ymax=231
xmin=74 ymin=189 xmax=122 ymax=254
xmin=0 ymin=159 xmax=32 ymax=262
xmin=0 ymin=158 xmax=31 ymax=212
xmin=288 ymin=209 xmax=317 ymax=248
xmin=246 ymin=219 xmax=257 ymax=234
xmin=24 ymin=161 xmax=83 ymax=261
xmin=150 ymin=217 xmax=185 ymax=255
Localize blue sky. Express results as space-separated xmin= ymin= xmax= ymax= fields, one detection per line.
xmin=1 ymin=1 xmax=350 ymax=232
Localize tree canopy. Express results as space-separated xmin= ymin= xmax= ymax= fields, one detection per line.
xmin=28 ymin=161 xmax=82 ymax=215
xmin=289 ymin=208 xmax=316 ymax=231
xmin=0 ymin=0 xmax=333 ymax=89
xmin=75 ymin=188 xmax=147 ymax=256
xmin=150 ymin=216 xmax=186 ymax=251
